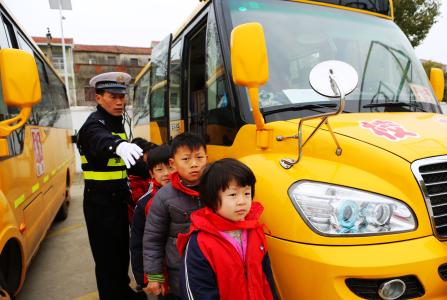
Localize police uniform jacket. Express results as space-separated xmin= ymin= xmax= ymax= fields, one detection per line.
xmin=77 ymin=105 xmax=128 ymax=191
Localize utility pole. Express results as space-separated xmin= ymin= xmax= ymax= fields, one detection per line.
xmin=49 ymin=0 xmax=72 ymax=104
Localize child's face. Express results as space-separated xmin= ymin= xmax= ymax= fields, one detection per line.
xmin=169 ymin=145 xmax=207 ymax=185
xmin=150 ymin=163 xmax=174 ymax=186
xmin=216 ymin=181 xmax=252 ymax=222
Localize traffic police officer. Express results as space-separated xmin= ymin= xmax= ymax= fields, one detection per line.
xmin=77 ymin=72 xmax=146 ymax=300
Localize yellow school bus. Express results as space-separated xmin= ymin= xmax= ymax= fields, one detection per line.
xmin=134 ymin=0 xmax=446 ymax=298
xmin=0 ymin=2 xmax=76 ymax=298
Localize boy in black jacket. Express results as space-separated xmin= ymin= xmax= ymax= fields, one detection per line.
xmin=130 ymin=144 xmax=173 ymax=291
xmin=143 ymin=133 xmax=207 ymax=299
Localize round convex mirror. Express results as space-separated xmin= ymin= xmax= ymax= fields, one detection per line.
xmin=309 ymin=60 xmax=358 ymax=98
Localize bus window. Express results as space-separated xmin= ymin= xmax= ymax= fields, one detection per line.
xmin=205 ymin=7 xmax=237 ymax=146
xmin=0 ymin=78 xmax=6 ymax=121
xmin=169 ymin=40 xmax=183 ymax=140
xmin=150 ymin=35 xmax=171 ymax=144
xmin=186 ymin=21 xmax=207 ymax=140
xmin=0 ymin=14 xmax=10 ymax=48
xmin=1 ymin=15 xmax=17 ymax=48
xmin=29 ymin=56 xmax=52 ymax=128
xmin=312 ymin=0 xmax=390 ymax=16
xmin=17 ymin=33 xmax=34 ymax=55
xmin=133 ymin=68 xmax=151 ymax=126
xmin=47 ymin=67 xmax=71 ymax=129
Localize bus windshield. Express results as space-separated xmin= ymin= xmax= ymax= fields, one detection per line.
xmin=225 ymin=0 xmax=440 ymax=121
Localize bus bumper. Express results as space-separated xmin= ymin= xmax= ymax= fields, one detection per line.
xmin=267 ymin=235 xmax=447 ymax=299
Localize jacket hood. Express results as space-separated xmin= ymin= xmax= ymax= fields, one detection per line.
xmin=177 ymin=202 xmax=264 ymax=255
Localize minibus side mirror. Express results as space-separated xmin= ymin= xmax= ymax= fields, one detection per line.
xmin=0 ymin=49 xmax=41 ymax=157
xmin=231 ymin=22 xmax=268 ymax=130
xmin=430 ymin=67 xmax=445 ymax=102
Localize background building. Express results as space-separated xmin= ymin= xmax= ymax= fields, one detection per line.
xmin=33 ymin=36 xmax=77 ymax=106
xmin=33 ymin=36 xmax=152 ymax=107
xmin=73 ymin=44 xmax=151 ymax=106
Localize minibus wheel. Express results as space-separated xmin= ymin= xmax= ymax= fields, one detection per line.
xmin=0 ymin=288 xmax=11 ymax=300
xmin=55 ymin=173 xmax=70 ymax=222
xmin=0 ymin=270 xmax=12 ymax=300
xmin=0 ymin=240 xmax=21 ymax=300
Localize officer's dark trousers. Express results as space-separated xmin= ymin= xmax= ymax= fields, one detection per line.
xmin=83 ymin=186 xmax=145 ymax=300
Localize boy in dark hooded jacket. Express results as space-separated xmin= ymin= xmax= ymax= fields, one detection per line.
xmin=143 ymin=133 xmax=208 ymax=299
xmin=128 ymin=138 xmax=157 ymax=222
xmin=130 ymin=144 xmax=173 ymax=291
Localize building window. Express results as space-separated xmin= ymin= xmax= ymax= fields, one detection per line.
xmin=52 ymin=55 xmax=64 ymax=71
xmin=108 ymin=56 xmax=116 ymax=65
xmin=130 ymin=58 xmax=139 ymax=66
xmin=88 ymin=57 xmax=96 ymax=64
xmin=84 ymin=86 xmax=95 ymax=102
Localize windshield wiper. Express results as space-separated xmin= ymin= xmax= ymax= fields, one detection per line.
xmin=262 ymin=103 xmax=340 ymax=116
xmin=363 ymin=101 xmax=426 ymax=112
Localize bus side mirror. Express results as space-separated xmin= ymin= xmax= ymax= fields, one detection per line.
xmin=231 ymin=22 xmax=268 ymax=130
xmin=0 ymin=49 xmax=41 ymax=156
xmin=430 ymin=67 xmax=445 ymax=102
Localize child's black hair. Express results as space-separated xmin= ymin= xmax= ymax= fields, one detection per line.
xmin=200 ymin=158 xmax=256 ymax=211
xmin=132 ymin=137 xmax=158 ymax=154
xmin=148 ymin=144 xmax=172 ymax=171
xmin=170 ymin=132 xmax=206 ymax=156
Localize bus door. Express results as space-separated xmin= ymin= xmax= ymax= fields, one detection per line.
xmin=149 ymin=35 xmax=171 ymax=144
xmin=183 ymin=5 xmax=238 ymax=150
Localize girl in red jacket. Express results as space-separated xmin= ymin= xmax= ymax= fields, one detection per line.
xmin=177 ymin=158 xmax=278 ymax=300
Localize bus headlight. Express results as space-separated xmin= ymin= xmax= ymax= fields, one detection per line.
xmin=288 ymin=181 xmax=416 ymax=235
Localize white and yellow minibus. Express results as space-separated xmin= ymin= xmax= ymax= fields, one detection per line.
xmin=0 ymin=1 xmax=76 ymax=298
xmin=134 ymin=0 xmax=446 ymax=298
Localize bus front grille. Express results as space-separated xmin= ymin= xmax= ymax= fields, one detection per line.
xmin=412 ymin=156 xmax=447 ymax=239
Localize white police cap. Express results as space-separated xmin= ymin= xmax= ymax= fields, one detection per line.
xmin=89 ymin=72 xmax=131 ymax=94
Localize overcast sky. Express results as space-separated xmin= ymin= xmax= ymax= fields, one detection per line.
xmin=3 ymin=0 xmax=447 ymax=64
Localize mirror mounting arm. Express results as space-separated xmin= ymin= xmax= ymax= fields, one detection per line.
xmin=248 ymin=87 xmax=265 ymax=131
xmin=280 ymin=74 xmax=345 ymax=170
xmin=0 ymin=106 xmax=32 ymax=137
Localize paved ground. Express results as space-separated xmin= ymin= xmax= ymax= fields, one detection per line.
xmin=16 ymin=174 xmax=153 ymax=300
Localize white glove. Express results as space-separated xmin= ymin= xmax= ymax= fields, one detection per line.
xmin=116 ymin=142 xmax=143 ymax=169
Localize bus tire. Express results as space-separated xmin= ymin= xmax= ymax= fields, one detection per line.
xmin=0 ymin=240 xmax=21 ymax=300
xmin=0 ymin=271 xmax=11 ymax=300
xmin=0 ymin=287 xmax=11 ymax=300
xmin=55 ymin=173 xmax=70 ymax=222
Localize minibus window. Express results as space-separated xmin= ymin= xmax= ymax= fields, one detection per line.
xmin=47 ymin=66 xmax=71 ymax=129
xmin=0 ymin=84 xmax=6 ymax=122
xmin=169 ymin=40 xmax=183 ymax=139
xmin=17 ymin=33 xmax=34 ymax=55
xmin=186 ymin=23 xmax=207 ymax=140
xmin=225 ymin=0 xmax=439 ymax=122
xmin=205 ymin=7 xmax=237 ymax=146
xmin=150 ymin=36 xmax=170 ymax=143
xmin=311 ymin=0 xmax=390 ymax=16
xmin=0 ymin=14 xmax=10 ymax=48
xmin=133 ymin=69 xmax=151 ymax=126
xmin=2 ymin=16 xmax=17 ymax=48
xmin=28 ymin=57 xmax=52 ymax=127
